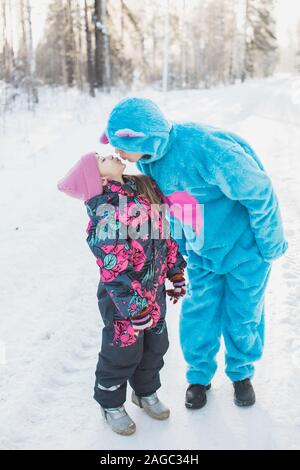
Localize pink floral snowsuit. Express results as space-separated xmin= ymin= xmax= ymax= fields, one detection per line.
xmin=85 ymin=175 xmax=186 ymax=408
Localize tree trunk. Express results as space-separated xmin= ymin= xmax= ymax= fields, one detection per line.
xmin=19 ymin=0 xmax=28 ymax=77
xmin=64 ymin=0 xmax=76 ymax=87
xmin=26 ymin=0 xmax=38 ymax=107
xmin=94 ymin=0 xmax=104 ymax=88
xmin=84 ymin=0 xmax=95 ymax=96
xmin=101 ymin=0 xmax=111 ymax=90
xmin=162 ymin=0 xmax=169 ymax=93
xmin=75 ymin=0 xmax=84 ymax=90
xmin=180 ymin=0 xmax=186 ymax=88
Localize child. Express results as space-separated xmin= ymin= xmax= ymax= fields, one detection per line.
xmin=57 ymin=152 xmax=187 ymax=435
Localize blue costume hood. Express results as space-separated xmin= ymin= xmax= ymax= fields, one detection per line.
xmin=100 ymin=97 xmax=173 ymax=163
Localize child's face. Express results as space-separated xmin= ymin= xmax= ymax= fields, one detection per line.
xmin=97 ymin=154 xmax=126 ymax=179
xmin=115 ymin=148 xmax=145 ymax=162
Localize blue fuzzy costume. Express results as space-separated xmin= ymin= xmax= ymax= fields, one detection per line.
xmin=101 ymin=97 xmax=288 ymax=384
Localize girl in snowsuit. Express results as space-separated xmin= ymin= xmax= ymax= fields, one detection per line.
xmin=99 ymin=97 xmax=288 ymax=410
xmin=57 ymin=152 xmax=186 ymax=435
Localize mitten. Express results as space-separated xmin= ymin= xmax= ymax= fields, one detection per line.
xmin=131 ymin=307 xmax=153 ymax=331
xmin=166 ymin=270 xmax=186 ymax=304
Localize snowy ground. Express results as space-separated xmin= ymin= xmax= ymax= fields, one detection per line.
xmin=0 ymin=76 xmax=300 ymax=450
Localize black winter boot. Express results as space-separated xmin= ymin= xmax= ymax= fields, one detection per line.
xmin=233 ymin=379 xmax=256 ymax=407
xmin=185 ymin=383 xmax=211 ymax=409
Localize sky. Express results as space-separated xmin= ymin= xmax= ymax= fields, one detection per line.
xmin=16 ymin=0 xmax=300 ymax=49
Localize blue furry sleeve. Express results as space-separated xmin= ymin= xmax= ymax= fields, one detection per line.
xmin=197 ymin=143 xmax=288 ymax=262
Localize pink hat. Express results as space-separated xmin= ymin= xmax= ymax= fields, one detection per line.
xmin=57 ymin=152 xmax=102 ymax=201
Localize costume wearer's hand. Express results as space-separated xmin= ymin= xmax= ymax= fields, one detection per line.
xmin=167 ymin=271 xmax=186 ymax=304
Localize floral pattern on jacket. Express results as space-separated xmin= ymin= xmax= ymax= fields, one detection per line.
xmin=85 ymin=176 xmax=186 ymax=346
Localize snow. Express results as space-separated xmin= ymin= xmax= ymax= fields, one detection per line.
xmin=1 ymin=76 xmax=300 ymax=450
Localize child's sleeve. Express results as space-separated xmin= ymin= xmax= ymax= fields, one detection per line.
xmin=85 ymin=196 xmax=151 ymax=322
xmin=166 ymin=238 xmax=187 ymax=280
xmin=196 ymin=141 xmax=288 ymax=262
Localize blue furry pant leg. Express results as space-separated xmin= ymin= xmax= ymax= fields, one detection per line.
xmin=179 ymin=252 xmax=272 ymax=384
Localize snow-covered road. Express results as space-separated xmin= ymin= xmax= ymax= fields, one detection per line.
xmin=1 ymin=76 xmax=299 ymax=450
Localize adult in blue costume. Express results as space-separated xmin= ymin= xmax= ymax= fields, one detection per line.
xmin=99 ymin=97 xmax=288 ymax=408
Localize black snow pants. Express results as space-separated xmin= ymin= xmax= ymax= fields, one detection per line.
xmin=93 ymin=282 xmax=169 ymax=409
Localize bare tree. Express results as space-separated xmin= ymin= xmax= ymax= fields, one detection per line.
xmin=162 ymin=0 xmax=170 ymax=93
xmin=93 ymin=0 xmax=104 ymax=88
xmin=1 ymin=0 xmax=282 ymax=101
xmin=26 ymin=0 xmax=38 ymax=107
xmin=180 ymin=0 xmax=187 ymax=88
xmin=18 ymin=0 xmax=29 ymax=79
xmin=74 ymin=0 xmax=84 ymax=90
xmin=84 ymin=0 xmax=95 ymax=96
xmin=243 ymin=0 xmax=278 ymax=79
xmin=36 ymin=0 xmax=67 ymax=86
xmin=64 ymin=0 xmax=76 ymax=87
xmin=101 ymin=0 xmax=111 ymax=89
xmin=1 ymin=0 xmax=9 ymax=81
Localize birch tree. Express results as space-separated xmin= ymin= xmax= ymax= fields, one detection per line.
xmin=84 ymin=0 xmax=95 ymax=96
xmin=162 ymin=0 xmax=169 ymax=93
xmin=243 ymin=0 xmax=278 ymax=79
xmin=1 ymin=0 xmax=283 ymax=100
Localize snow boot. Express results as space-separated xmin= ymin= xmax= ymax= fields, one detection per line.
xmin=233 ymin=378 xmax=256 ymax=407
xmin=185 ymin=383 xmax=211 ymax=409
xmin=131 ymin=391 xmax=170 ymax=420
xmin=101 ymin=406 xmax=136 ymax=436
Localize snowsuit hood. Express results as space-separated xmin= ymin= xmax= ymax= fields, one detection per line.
xmin=100 ymin=97 xmax=173 ymax=163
